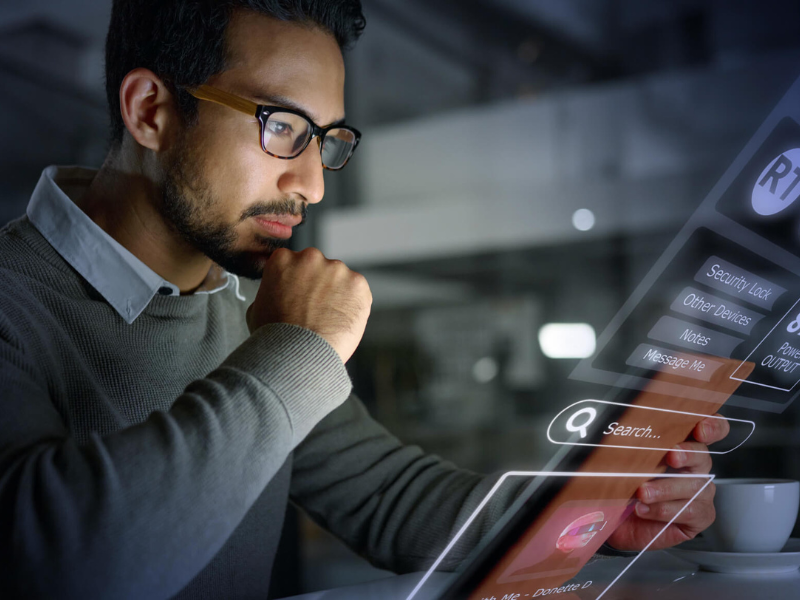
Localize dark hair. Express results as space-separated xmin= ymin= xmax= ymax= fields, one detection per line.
xmin=104 ymin=0 xmax=365 ymax=147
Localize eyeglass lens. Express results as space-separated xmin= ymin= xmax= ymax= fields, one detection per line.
xmin=262 ymin=112 xmax=356 ymax=169
xmin=321 ymin=129 xmax=357 ymax=170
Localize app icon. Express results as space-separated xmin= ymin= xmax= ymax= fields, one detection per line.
xmin=752 ymin=148 xmax=800 ymax=216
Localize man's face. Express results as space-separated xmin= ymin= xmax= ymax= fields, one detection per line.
xmin=159 ymin=12 xmax=346 ymax=279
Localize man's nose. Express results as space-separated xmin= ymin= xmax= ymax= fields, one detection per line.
xmin=276 ymin=139 xmax=325 ymax=205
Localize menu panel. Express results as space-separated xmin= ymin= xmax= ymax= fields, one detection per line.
xmin=571 ymin=74 xmax=800 ymax=413
xmin=585 ymin=226 xmax=799 ymax=410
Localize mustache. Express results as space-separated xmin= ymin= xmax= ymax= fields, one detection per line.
xmin=240 ymin=198 xmax=308 ymax=226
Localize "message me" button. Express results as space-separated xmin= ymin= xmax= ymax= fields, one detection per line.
xmin=626 ymin=343 xmax=724 ymax=381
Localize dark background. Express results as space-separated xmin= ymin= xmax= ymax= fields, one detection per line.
xmin=2 ymin=0 xmax=800 ymax=595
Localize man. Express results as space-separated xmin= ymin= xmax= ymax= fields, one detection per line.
xmin=0 ymin=1 xmax=725 ymax=598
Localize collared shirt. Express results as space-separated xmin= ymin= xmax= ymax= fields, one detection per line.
xmin=27 ymin=166 xmax=246 ymax=324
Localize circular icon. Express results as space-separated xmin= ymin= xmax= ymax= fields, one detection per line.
xmin=565 ymin=407 xmax=597 ymax=439
xmin=752 ymin=148 xmax=800 ymax=216
xmin=556 ymin=512 xmax=607 ymax=552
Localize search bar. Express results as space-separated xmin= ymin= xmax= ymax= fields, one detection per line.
xmin=547 ymin=399 xmax=755 ymax=454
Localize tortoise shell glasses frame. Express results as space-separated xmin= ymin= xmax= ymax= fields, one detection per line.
xmin=186 ymin=84 xmax=361 ymax=171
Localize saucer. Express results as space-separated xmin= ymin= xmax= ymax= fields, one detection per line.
xmin=666 ymin=538 xmax=800 ymax=574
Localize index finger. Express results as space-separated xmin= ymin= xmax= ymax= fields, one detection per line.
xmin=692 ymin=414 xmax=730 ymax=445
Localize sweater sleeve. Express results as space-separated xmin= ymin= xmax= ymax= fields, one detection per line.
xmin=289 ymin=395 xmax=528 ymax=573
xmin=0 ymin=318 xmax=351 ymax=600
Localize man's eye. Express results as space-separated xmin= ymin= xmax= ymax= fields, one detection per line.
xmin=268 ymin=120 xmax=293 ymax=137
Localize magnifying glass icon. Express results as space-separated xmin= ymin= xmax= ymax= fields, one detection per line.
xmin=565 ymin=407 xmax=597 ymax=439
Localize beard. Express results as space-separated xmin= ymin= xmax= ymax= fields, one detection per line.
xmin=157 ymin=134 xmax=307 ymax=280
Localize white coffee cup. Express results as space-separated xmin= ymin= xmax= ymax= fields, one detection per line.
xmin=705 ymin=478 xmax=799 ymax=553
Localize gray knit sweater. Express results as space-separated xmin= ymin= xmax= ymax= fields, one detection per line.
xmin=0 ymin=216 xmax=513 ymax=599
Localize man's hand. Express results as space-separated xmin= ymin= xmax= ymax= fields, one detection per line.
xmin=246 ymin=247 xmax=372 ymax=363
xmin=605 ymin=415 xmax=729 ymax=551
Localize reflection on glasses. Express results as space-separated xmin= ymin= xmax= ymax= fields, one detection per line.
xmin=187 ymin=84 xmax=361 ymax=171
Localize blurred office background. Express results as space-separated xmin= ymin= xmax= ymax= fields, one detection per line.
xmin=2 ymin=0 xmax=800 ymax=596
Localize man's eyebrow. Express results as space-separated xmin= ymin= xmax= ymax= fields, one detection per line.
xmin=250 ymin=92 xmax=346 ymax=128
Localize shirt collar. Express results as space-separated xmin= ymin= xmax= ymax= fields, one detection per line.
xmin=27 ymin=166 xmax=244 ymax=324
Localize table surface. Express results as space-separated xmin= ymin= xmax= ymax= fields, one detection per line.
xmin=281 ymin=549 xmax=800 ymax=600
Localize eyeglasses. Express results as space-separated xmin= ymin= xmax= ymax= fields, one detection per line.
xmin=187 ymin=84 xmax=361 ymax=171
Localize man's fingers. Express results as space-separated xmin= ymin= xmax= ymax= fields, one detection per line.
xmin=634 ymin=493 xmax=716 ymax=535
xmin=251 ymin=247 xmax=372 ymax=363
xmin=637 ymin=477 xmax=713 ymax=505
xmin=693 ymin=414 xmax=730 ymax=445
xmin=665 ymin=441 xmax=713 ymax=472
xmin=610 ymin=477 xmax=717 ymax=552
xmin=663 ymin=415 xmax=728 ymax=472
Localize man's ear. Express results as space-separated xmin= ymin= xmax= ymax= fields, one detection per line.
xmin=118 ymin=68 xmax=178 ymax=152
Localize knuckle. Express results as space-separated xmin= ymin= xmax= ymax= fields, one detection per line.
xmin=681 ymin=527 xmax=701 ymax=542
xmin=301 ymin=247 xmax=324 ymax=260
xmin=271 ymin=247 xmax=292 ymax=261
xmin=675 ymin=442 xmax=691 ymax=453
xmin=328 ymin=259 xmax=351 ymax=276
xmin=702 ymin=416 xmax=729 ymax=443
xmin=683 ymin=504 xmax=695 ymax=520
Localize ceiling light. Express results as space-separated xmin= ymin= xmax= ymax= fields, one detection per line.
xmin=538 ymin=323 xmax=596 ymax=359
xmin=472 ymin=357 xmax=499 ymax=383
xmin=572 ymin=208 xmax=595 ymax=231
